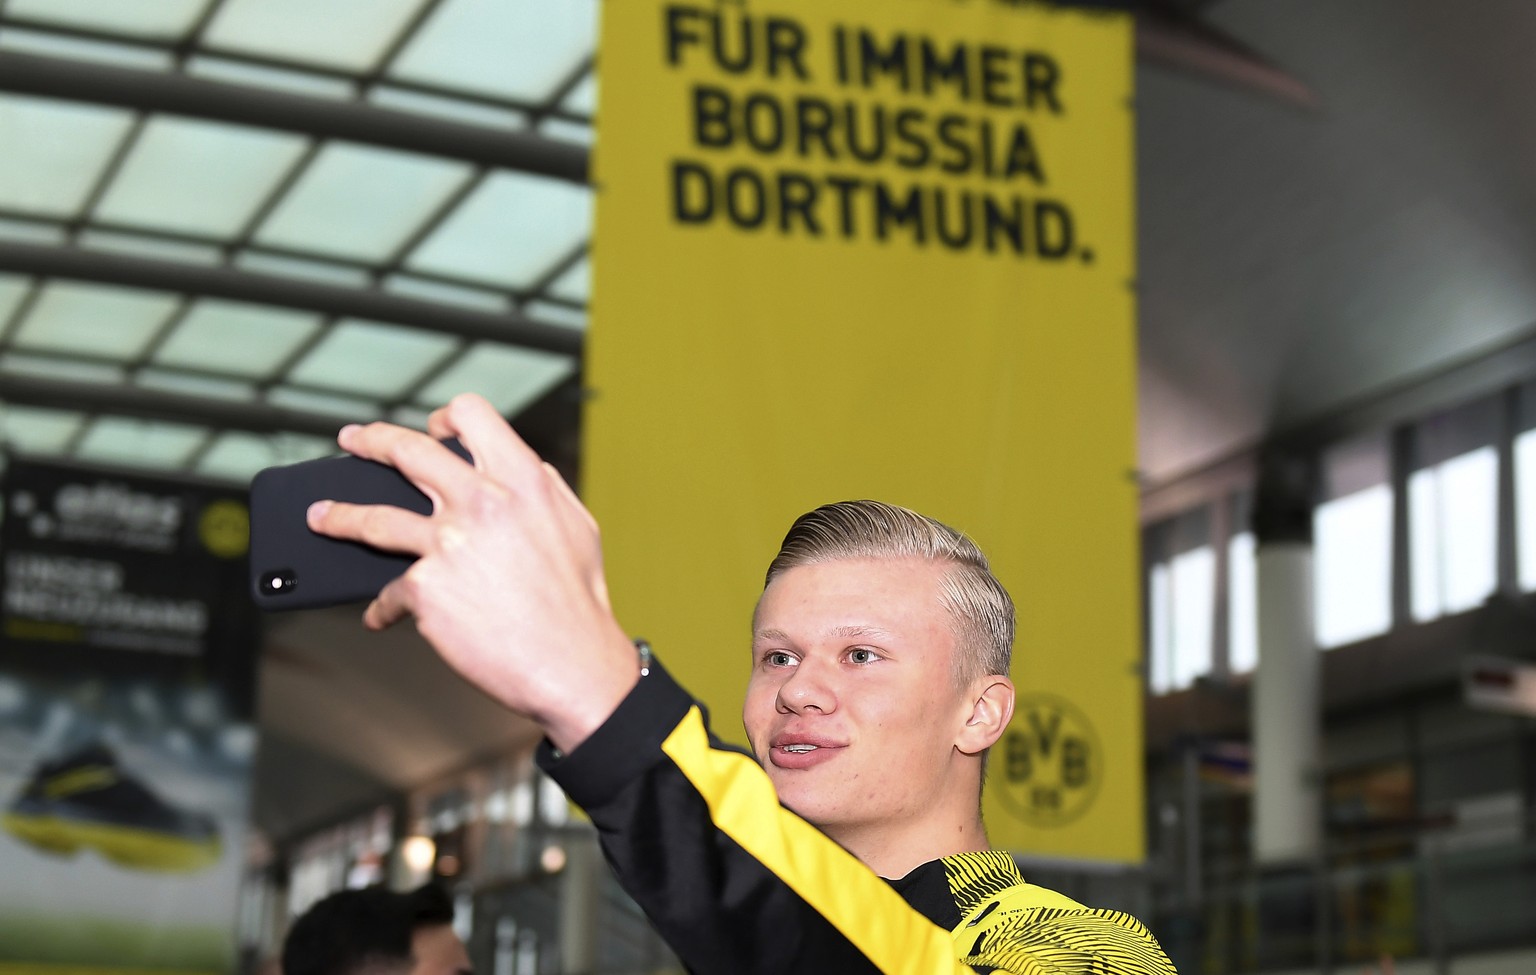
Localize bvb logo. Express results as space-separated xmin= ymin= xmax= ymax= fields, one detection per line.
xmin=199 ymin=500 xmax=249 ymax=559
xmin=994 ymin=694 xmax=1102 ymax=827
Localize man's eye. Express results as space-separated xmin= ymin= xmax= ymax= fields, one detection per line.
xmin=847 ymin=648 xmax=877 ymax=664
xmin=765 ymin=651 xmax=794 ymax=667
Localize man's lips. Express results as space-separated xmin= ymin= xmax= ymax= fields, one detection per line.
xmin=767 ymin=734 xmax=845 ymax=770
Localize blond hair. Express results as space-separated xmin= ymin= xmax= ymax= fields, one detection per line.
xmin=764 ymin=500 xmax=1014 ymax=685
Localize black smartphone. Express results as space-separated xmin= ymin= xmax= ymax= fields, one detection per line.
xmin=248 ymin=439 xmax=473 ymax=611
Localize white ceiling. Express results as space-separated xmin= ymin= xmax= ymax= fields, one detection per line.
xmin=1137 ymin=0 xmax=1536 ymax=483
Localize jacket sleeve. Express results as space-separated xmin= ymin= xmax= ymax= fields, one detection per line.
xmin=537 ymin=659 xmax=980 ymax=975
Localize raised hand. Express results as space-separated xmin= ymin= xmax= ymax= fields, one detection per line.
xmin=305 ymin=393 xmax=639 ymax=752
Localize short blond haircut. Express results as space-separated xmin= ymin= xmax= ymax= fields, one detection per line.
xmin=764 ymin=500 xmax=1014 ymax=685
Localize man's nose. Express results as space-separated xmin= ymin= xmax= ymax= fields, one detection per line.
xmin=777 ymin=659 xmax=836 ymax=714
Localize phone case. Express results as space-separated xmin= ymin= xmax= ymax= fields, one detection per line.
xmin=248 ymin=438 xmax=472 ymax=611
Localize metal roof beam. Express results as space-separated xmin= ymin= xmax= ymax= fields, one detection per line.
xmin=0 ymin=242 xmax=583 ymax=357
xmin=0 ymin=374 xmax=348 ymax=439
xmin=0 ymin=50 xmax=590 ymax=184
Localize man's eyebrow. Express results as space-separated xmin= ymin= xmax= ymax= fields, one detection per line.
xmin=830 ymin=624 xmax=890 ymax=639
xmin=752 ymin=625 xmax=892 ymax=642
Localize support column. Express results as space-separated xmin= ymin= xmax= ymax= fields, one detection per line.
xmin=557 ymin=831 xmax=600 ymax=975
xmin=1251 ymin=448 xmax=1322 ymax=864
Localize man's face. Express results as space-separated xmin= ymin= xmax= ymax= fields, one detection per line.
xmin=411 ymin=924 xmax=471 ymax=975
xmin=744 ymin=556 xmax=977 ymax=834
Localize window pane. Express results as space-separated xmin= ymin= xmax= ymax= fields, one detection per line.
xmin=7 ymin=0 xmax=210 ymax=39
xmin=1170 ymin=546 xmax=1215 ymax=690
xmin=74 ymin=417 xmax=207 ymax=469
xmin=204 ymin=0 xmax=429 ymax=73
xmin=1411 ymin=447 xmax=1498 ymax=618
xmin=389 ymin=0 xmax=597 ymax=102
xmin=14 ymin=282 xmax=177 ymax=359
xmin=96 ymin=117 xmax=309 ymax=237
xmin=1228 ymin=532 xmax=1258 ymax=675
xmin=1148 ymin=563 xmax=1172 ymax=695
xmin=1438 ymin=447 xmax=1497 ymax=613
xmin=1517 ymin=430 xmax=1536 ymax=591
xmin=0 ymin=95 xmax=134 ymax=217
xmin=254 ymin=143 xmax=472 ymax=263
xmin=1315 ymin=484 xmax=1393 ymax=648
xmin=1409 ymin=468 xmax=1442 ymax=622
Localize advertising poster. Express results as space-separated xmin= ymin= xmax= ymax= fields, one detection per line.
xmin=0 ymin=458 xmax=256 ymax=973
xmin=586 ymin=0 xmax=1143 ymax=861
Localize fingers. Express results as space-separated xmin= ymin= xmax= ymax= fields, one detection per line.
xmin=543 ymin=462 xmax=599 ymax=536
xmin=307 ymin=500 xmax=435 ymax=555
xmin=337 ymin=419 xmax=480 ymax=505
xmin=363 ymin=576 xmax=412 ymax=630
xmin=428 ymin=393 xmax=546 ymax=488
xmin=541 ymin=463 xmax=610 ymax=611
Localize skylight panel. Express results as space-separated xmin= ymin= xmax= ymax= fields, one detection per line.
xmin=74 ymin=417 xmax=208 ymax=470
xmin=561 ymin=73 xmax=597 ymax=117
xmin=203 ymin=0 xmax=430 ymax=73
xmin=7 ymin=0 xmax=212 ymax=41
xmin=254 ymin=143 xmax=473 ymax=262
xmin=414 ymin=343 xmax=573 ymax=417
xmin=546 ymin=256 xmax=589 ymax=304
xmin=0 ymin=218 xmax=66 ymax=245
xmin=389 ymin=405 xmax=433 ymax=430
xmin=78 ymin=230 xmax=222 ymax=265
xmin=0 ymin=28 xmax=174 ymax=70
xmin=13 ymin=282 xmax=178 ymax=359
xmin=95 ymin=117 xmax=310 ymax=237
xmin=235 ymin=253 xmax=372 ymax=287
xmin=194 ymin=432 xmax=335 ymax=482
xmin=286 ymin=320 xmax=457 ymax=398
xmin=383 ymin=274 xmax=510 ymax=312
xmin=195 ymin=431 xmax=275 ymax=483
xmin=523 ymin=301 xmax=585 ymax=330
xmin=390 ymin=0 xmax=597 ymax=103
xmin=0 ymin=406 xmax=85 ymax=455
xmin=266 ymin=386 xmax=382 ymax=422
xmin=0 ymin=95 xmax=134 ymax=218
xmin=135 ymin=369 xmax=257 ymax=401
xmin=367 ymin=86 xmax=528 ymax=130
xmin=0 ymin=274 xmax=31 ymax=322
xmin=153 ymin=300 xmax=321 ymax=378
xmin=186 ymin=57 xmax=357 ymax=100
xmin=406 ymin=171 xmax=591 ymax=289
xmin=270 ymin=433 xmax=342 ymax=464
xmin=537 ymin=118 xmax=593 ymax=147
xmin=0 ymin=352 xmax=124 ymax=385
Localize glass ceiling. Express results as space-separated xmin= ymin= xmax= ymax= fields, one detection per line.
xmin=0 ymin=0 xmax=596 ymax=483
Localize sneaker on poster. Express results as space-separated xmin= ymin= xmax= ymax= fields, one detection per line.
xmin=2 ymin=742 xmax=221 ymax=872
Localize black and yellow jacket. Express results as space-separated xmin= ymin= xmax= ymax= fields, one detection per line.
xmin=538 ymin=660 xmax=1177 ymax=974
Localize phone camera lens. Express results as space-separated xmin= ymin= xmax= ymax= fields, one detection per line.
xmin=263 ymin=569 xmax=297 ymax=595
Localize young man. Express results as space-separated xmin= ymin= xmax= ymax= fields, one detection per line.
xmin=282 ymin=884 xmax=471 ymax=975
xmin=309 ymin=394 xmax=1175 ymax=974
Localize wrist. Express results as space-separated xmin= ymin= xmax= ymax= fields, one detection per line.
xmin=541 ymin=628 xmax=647 ymax=755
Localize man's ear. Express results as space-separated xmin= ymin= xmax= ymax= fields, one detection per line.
xmin=956 ymin=676 xmax=1014 ymax=756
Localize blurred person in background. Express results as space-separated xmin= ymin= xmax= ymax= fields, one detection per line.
xmin=281 ymin=883 xmax=469 ymax=975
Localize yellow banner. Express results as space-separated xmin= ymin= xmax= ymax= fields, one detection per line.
xmin=587 ymin=0 xmax=1141 ymax=862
